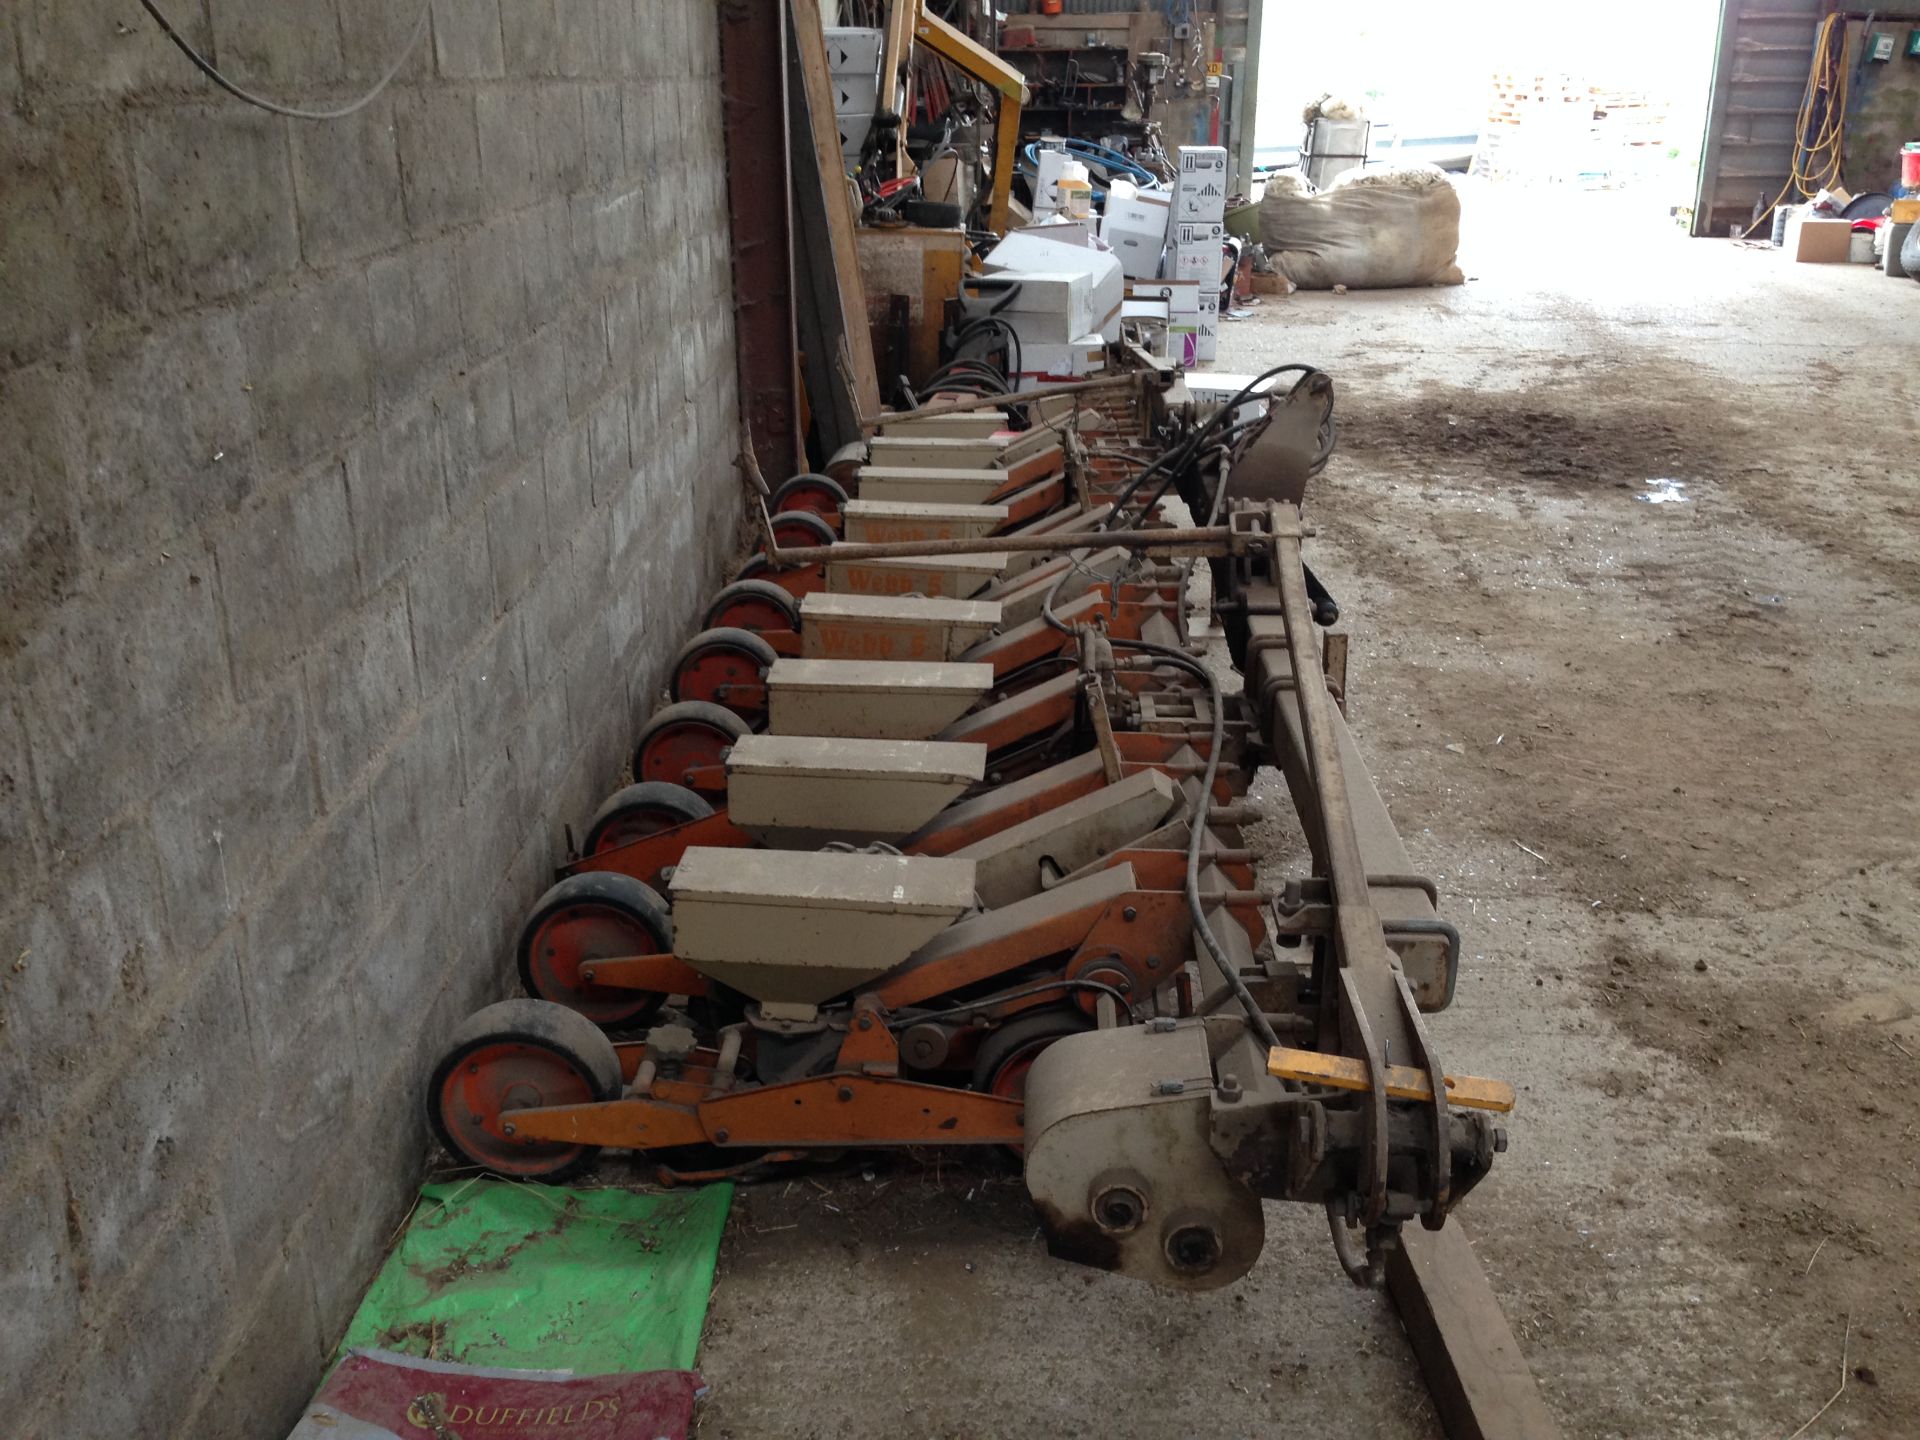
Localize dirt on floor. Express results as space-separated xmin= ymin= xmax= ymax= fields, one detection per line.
xmin=693 ymin=188 xmax=1920 ymax=1438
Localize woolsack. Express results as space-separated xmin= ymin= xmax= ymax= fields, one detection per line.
xmin=1258 ymin=165 xmax=1465 ymax=290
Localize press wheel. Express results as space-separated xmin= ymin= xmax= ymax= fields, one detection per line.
xmin=766 ymin=508 xmax=836 ymax=556
xmin=770 ymin=472 xmax=849 ymax=522
xmin=667 ymin=626 xmax=777 ymax=725
xmin=516 ymin=872 xmax=673 ymax=1028
xmin=428 ymin=999 xmax=623 ymax=1180
xmin=703 ymin=579 xmax=801 ymax=635
xmin=583 ymin=781 xmax=714 ymax=855
xmin=631 ymin=700 xmax=748 ymax=796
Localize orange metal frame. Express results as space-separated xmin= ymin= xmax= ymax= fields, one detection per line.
xmin=496 ymin=867 xmax=1263 ymax=1155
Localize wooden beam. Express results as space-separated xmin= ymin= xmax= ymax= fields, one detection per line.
xmin=789 ymin=0 xmax=883 ymax=431
xmin=1388 ymin=1225 xmax=1564 ymax=1440
xmin=880 ymin=0 xmax=916 ymax=176
xmin=912 ymin=7 xmax=1029 ymax=234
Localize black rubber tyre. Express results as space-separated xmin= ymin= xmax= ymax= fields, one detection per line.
xmin=629 ymin=695 xmax=748 ymax=794
xmin=427 ymin=998 xmax=624 ymax=1180
xmin=667 ymin=626 xmax=779 ymax=724
xmin=516 ymin=872 xmax=673 ymax=1029
xmin=767 ymin=509 xmax=837 ymax=550
xmin=703 ymin=579 xmax=802 ymax=634
xmin=901 ymin=199 xmax=963 ymax=229
xmin=583 ymin=781 xmax=715 ymax=856
xmin=770 ymin=472 xmax=850 ymax=519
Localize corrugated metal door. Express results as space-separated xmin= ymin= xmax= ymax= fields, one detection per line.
xmin=1691 ymin=0 xmax=1823 ymax=236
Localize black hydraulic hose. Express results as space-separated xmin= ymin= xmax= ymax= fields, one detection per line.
xmin=1101 ymin=363 xmax=1325 ymax=528
xmin=1125 ymin=369 xmax=1333 ymax=529
xmin=1105 ymin=634 xmax=1282 ymax=1051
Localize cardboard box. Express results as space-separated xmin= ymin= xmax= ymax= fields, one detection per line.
xmin=1129 ymin=279 xmax=1199 ymax=316
xmin=984 ymin=232 xmax=1124 ymax=342
xmin=837 ymin=114 xmax=873 ymax=160
xmin=1891 ymin=197 xmax=1920 ymax=224
xmin=1020 ymin=216 xmax=1094 ymax=247
xmin=1099 ymin=181 xmax=1172 ymax=280
xmin=1194 ymin=314 xmax=1219 ymax=362
xmin=1177 ymin=144 xmax=1228 ymax=180
xmin=1016 ymin=334 xmax=1106 ymax=390
xmin=993 ymin=270 xmax=1094 ymax=344
xmin=1175 ymin=145 xmax=1230 ymax=222
xmin=1173 ymin=220 xmax=1224 ymax=249
xmin=1785 ymin=213 xmax=1853 ymax=263
xmin=824 ymin=27 xmax=883 ymax=76
xmin=1170 ymin=244 xmax=1218 ymax=283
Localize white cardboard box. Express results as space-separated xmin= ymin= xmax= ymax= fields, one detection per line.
xmin=1098 ymin=182 xmax=1172 ymax=280
xmin=1175 ymin=145 xmax=1229 ymax=222
xmin=984 ymin=232 xmax=1124 ymax=342
xmin=1020 ymin=216 xmax=1095 ymax=247
xmin=1170 ymin=244 xmax=1218 ymax=283
xmin=1177 ymin=144 xmax=1228 ymax=180
xmin=1128 ymin=279 xmax=1199 ymax=316
xmin=1195 ymin=314 xmax=1219 ymax=362
xmin=1016 ymin=333 xmax=1105 ymax=389
xmin=993 ymin=270 xmax=1095 ymax=344
xmin=824 ymin=27 xmax=883 ymax=76
xmin=1173 ymin=220 xmax=1224 ymax=249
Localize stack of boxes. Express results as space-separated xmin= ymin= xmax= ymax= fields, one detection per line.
xmin=1020 ymin=140 xmax=1231 ymax=369
xmin=980 ymin=229 xmax=1125 ymax=390
xmin=824 ymin=28 xmax=883 ymax=166
xmin=1169 ymin=146 xmax=1227 ymax=361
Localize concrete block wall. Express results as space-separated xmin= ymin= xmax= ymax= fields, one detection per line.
xmin=0 ymin=3 xmax=742 ymax=1435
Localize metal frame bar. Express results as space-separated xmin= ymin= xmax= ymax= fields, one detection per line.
xmin=912 ymin=6 xmax=1028 ymax=234
xmin=1240 ymin=516 xmax=1560 ymax=1440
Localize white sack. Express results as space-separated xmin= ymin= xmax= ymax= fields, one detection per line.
xmin=1257 ymin=164 xmax=1464 ymax=290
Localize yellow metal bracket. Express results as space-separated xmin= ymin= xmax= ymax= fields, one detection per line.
xmin=911 ymin=5 xmax=1028 ymax=235
xmin=1267 ymin=1047 xmax=1516 ymax=1114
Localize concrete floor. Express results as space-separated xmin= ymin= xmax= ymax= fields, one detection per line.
xmin=693 ymin=187 xmax=1920 ymax=1438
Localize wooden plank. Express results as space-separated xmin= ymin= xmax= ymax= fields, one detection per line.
xmin=1388 ymin=1225 xmax=1564 ymax=1440
xmin=879 ymin=0 xmax=916 ymax=176
xmin=1266 ymin=1047 xmax=1515 ymax=1113
xmin=789 ymin=0 xmax=882 ymax=422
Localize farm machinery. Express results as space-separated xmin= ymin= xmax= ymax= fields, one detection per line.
xmin=427 ymin=362 xmax=1512 ymax=1291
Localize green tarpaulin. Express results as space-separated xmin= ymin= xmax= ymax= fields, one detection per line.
xmin=336 ymin=1179 xmax=732 ymax=1375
